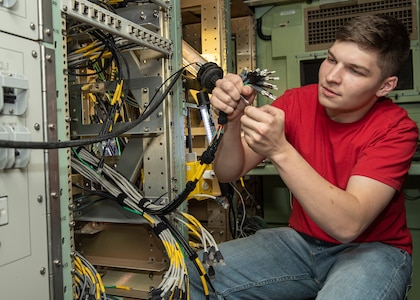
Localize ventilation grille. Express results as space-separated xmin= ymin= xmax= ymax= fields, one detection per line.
xmin=304 ymin=0 xmax=417 ymax=51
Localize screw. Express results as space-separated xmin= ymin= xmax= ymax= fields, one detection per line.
xmin=40 ymin=267 xmax=46 ymax=275
xmin=34 ymin=123 xmax=40 ymax=131
xmin=53 ymin=260 xmax=62 ymax=267
xmin=32 ymin=50 xmax=38 ymax=58
xmin=37 ymin=195 xmax=43 ymax=203
xmin=30 ymin=23 xmax=36 ymax=30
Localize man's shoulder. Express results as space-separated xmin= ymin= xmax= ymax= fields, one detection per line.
xmin=374 ymin=98 xmax=415 ymax=123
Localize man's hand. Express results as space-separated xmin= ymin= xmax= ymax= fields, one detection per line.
xmin=211 ymin=73 xmax=256 ymax=120
xmin=241 ymin=105 xmax=288 ymax=158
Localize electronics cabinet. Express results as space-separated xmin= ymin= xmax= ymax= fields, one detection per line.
xmin=0 ymin=0 xmax=184 ymax=299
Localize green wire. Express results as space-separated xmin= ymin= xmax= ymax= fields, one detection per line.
xmin=122 ymin=206 xmax=143 ymax=216
xmin=72 ymin=148 xmax=96 ymax=170
xmin=116 ymin=138 xmax=121 ymax=155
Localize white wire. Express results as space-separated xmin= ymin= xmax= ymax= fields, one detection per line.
xmin=190 ymin=193 xmax=217 ymax=200
xmin=77 ymin=149 xmax=164 ymax=211
xmin=230 ymin=183 xmax=247 ymax=238
xmin=71 ymin=157 xmax=121 ymax=196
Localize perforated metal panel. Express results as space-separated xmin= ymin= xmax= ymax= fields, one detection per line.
xmin=304 ymin=0 xmax=418 ymax=51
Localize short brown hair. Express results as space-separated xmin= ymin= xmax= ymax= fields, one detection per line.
xmin=335 ymin=14 xmax=410 ymax=78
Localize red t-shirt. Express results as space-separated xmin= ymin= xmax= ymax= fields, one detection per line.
xmin=271 ymin=84 xmax=418 ymax=254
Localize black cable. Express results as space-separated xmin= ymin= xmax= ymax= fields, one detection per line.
xmin=160 ymin=216 xmax=216 ymax=297
xmin=0 ymin=65 xmax=186 ymax=149
xmin=256 ymin=17 xmax=271 ymax=41
xmin=72 ymin=183 xmax=118 ymax=203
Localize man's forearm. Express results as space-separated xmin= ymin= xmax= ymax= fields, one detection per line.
xmin=213 ymin=119 xmax=246 ymax=183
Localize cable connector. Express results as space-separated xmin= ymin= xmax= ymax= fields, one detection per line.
xmin=217 ymin=111 xmax=228 ymax=125
xmin=202 ymin=251 xmax=211 ymax=267
xmin=208 ymin=246 xmax=216 ymax=262
xmin=148 ymin=287 xmax=163 ymax=300
xmin=207 ymin=265 xmax=215 ymax=279
xmin=240 ymin=68 xmax=279 ymax=101
xmin=215 ymin=196 xmax=229 ymax=209
xmin=215 ymin=250 xmax=225 ymax=266
xmin=173 ymin=287 xmax=181 ymax=299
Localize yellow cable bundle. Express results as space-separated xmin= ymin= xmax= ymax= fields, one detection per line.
xmin=182 ymin=212 xmax=204 ymax=233
xmin=75 ymin=41 xmax=98 ymax=54
xmin=73 ymin=252 xmax=107 ymax=300
xmin=194 ymin=257 xmax=210 ymax=296
xmin=83 ymin=45 xmax=103 ymax=57
xmin=90 ymin=51 xmax=113 ymax=61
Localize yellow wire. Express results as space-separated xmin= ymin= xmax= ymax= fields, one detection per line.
xmin=111 ymin=80 xmax=123 ymax=105
xmin=182 ymin=212 xmax=204 ymax=232
xmin=185 ymin=223 xmax=201 ymax=240
xmin=88 ymin=93 xmax=97 ymax=103
xmin=114 ymin=285 xmax=131 ymax=291
xmin=142 ymin=212 xmax=155 ymax=225
xmin=75 ymin=41 xmax=98 ymax=54
xmin=192 ymin=163 xmax=208 ymax=181
xmin=74 ymin=254 xmax=106 ymax=300
xmin=90 ymin=51 xmax=113 ymax=60
xmin=194 ymin=257 xmax=209 ymax=296
xmin=96 ymin=273 xmax=105 ymax=294
xmin=74 ymin=257 xmax=84 ymax=273
xmin=84 ymin=46 xmax=104 ymax=57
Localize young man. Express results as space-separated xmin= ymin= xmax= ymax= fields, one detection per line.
xmin=189 ymin=15 xmax=418 ymax=299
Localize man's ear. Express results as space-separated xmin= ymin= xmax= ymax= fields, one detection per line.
xmin=376 ymin=76 xmax=398 ymax=97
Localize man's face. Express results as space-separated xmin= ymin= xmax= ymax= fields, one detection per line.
xmin=318 ymin=41 xmax=393 ymax=123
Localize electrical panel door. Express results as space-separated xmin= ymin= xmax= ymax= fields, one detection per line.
xmin=0 ymin=31 xmax=50 ymax=299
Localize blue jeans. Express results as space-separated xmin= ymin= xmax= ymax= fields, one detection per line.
xmin=188 ymin=227 xmax=412 ymax=299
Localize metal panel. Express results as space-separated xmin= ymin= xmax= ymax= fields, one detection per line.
xmin=61 ymin=0 xmax=173 ymax=55
xmin=0 ymin=31 xmax=50 ymax=300
xmin=304 ymin=0 xmax=418 ymax=51
xmin=232 ymin=16 xmax=257 ymax=72
xmin=0 ymin=1 xmax=40 ymax=40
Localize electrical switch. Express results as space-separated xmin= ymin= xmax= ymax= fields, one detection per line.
xmin=0 ymin=125 xmax=30 ymax=169
xmin=0 ymin=72 xmax=28 ymax=115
